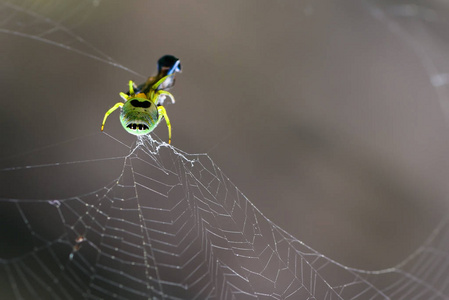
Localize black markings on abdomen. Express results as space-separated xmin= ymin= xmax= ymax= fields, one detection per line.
xmin=130 ymin=99 xmax=151 ymax=108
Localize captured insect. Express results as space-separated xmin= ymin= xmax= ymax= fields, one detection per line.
xmin=101 ymin=55 xmax=182 ymax=144
xmin=69 ymin=235 xmax=86 ymax=260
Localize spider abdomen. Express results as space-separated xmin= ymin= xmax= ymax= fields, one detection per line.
xmin=120 ymin=98 xmax=159 ymax=136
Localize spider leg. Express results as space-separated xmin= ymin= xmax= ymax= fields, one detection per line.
xmin=152 ymin=74 xmax=174 ymax=90
xmin=148 ymin=74 xmax=175 ymax=100
xmin=101 ymin=102 xmax=124 ymax=131
xmin=128 ymin=80 xmax=136 ymax=96
xmin=155 ymin=90 xmax=175 ymax=105
xmin=157 ymin=106 xmax=171 ymax=144
xmin=119 ymin=92 xmax=129 ymax=101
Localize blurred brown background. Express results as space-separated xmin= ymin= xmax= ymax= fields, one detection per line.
xmin=2 ymin=0 xmax=449 ymax=271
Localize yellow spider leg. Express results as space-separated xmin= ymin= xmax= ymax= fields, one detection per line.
xmin=149 ymin=74 xmax=174 ymax=100
xmin=157 ymin=106 xmax=171 ymax=144
xmin=119 ymin=92 xmax=129 ymax=101
xmin=128 ymin=80 xmax=136 ymax=96
xmin=152 ymin=74 xmax=173 ymax=89
xmin=101 ymin=102 xmax=124 ymax=131
xmin=155 ymin=90 xmax=175 ymax=104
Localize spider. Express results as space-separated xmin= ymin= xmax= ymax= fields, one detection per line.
xmin=101 ymin=55 xmax=181 ymax=144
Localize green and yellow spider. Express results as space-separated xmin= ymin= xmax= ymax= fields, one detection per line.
xmin=101 ymin=55 xmax=181 ymax=144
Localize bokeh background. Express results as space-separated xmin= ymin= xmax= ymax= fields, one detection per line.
xmin=2 ymin=0 xmax=449 ymax=271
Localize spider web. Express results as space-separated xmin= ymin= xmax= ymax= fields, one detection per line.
xmin=3 ymin=133 xmax=449 ymax=300
xmin=1 ymin=0 xmax=449 ymax=299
